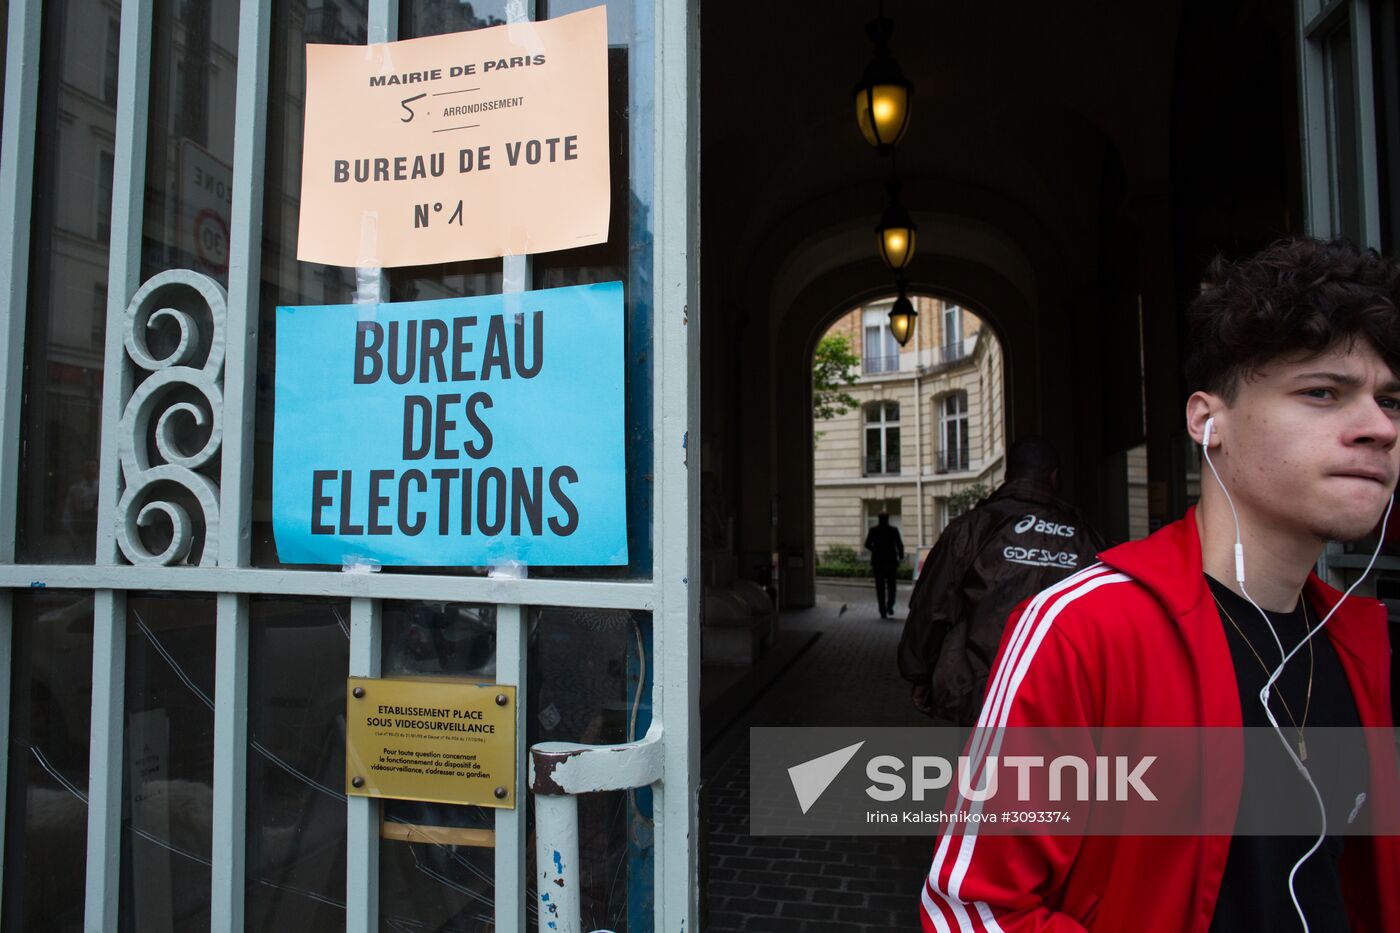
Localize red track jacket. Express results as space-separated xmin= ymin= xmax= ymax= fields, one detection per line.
xmin=919 ymin=510 xmax=1400 ymax=932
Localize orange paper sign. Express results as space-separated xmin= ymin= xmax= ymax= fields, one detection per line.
xmin=297 ymin=7 xmax=610 ymax=268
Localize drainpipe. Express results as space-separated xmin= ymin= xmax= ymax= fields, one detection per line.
xmin=913 ymin=300 xmax=925 ymax=560
xmin=914 ymin=371 xmax=924 ymax=559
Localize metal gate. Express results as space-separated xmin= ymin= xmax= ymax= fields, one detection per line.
xmin=0 ymin=0 xmax=698 ymax=930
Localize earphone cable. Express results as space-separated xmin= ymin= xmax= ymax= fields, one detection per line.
xmin=1203 ymin=419 xmax=1396 ymax=933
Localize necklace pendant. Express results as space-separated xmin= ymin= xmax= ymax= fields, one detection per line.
xmin=1298 ymin=738 xmax=1308 ymax=762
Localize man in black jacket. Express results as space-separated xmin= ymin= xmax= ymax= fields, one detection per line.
xmin=864 ymin=512 xmax=905 ymax=618
xmin=897 ymin=438 xmax=1107 ymax=724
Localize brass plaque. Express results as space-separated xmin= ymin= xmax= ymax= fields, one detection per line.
xmin=346 ymin=677 xmax=516 ymax=808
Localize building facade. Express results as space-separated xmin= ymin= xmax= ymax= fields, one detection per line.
xmin=814 ymin=296 xmax=1005 ymax=571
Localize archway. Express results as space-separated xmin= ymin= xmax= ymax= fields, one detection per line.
xmin=809 ymin=291 xmax=1009 ymax=603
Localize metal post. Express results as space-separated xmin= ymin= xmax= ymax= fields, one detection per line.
xmin=533 ymin=794 xmax=581 ymax=933
xmin=210 ymin=1 xmax=272 ymax=928
xmin=345 ymin=8 xmax=396 ymax=929
xmin=494 ymin=602 xmax=528 ymax=933
xmin=0 ymin=4 xmax=45 ymax=922
xmin=651 ymin=0 xmax=701 ymax=929
xmin=86 ymin=0 xmax=155 ymax=927
xmin=85 ymin=589 xmax=127 ymax=933
xmin=530 ymin=736 xmax=664 ymax=933
xmin=494 ymin=3 xmax=534 ymax=929
xmin=1350 ymin=0 xmax=1382 ymax=247
xmin=347 ymin=597 xmax=383 ymax=932
xmin=211 ymin=590 xmax=249 ymax=933
xmin=1297 ymin=0 xmax=1335 ymax=236
xmin=0 ymin=0 xmax=42 ymax=562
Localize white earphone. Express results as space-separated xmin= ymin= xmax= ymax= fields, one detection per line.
xmin=1201 ymin=416 xmax=1246 ymax=584
xmin=1201 ymin=413 xmax=1395 ymax=933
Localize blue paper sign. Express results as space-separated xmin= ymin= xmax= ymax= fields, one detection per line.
xmin=273 ymin=282 xmax=627 ymax=566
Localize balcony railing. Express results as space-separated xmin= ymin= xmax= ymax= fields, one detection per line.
xmin=938 ymin=340 xmax=968 ymax=364
xmin=864 ymin=454 xmax=901 ymax=475
xmin=863 ymin=353 xmax=900 ymax=374
xmin=936 ymin=449 xmax=970 ymax=473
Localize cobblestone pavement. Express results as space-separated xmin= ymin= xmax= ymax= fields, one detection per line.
xmin=701 ymin=580 xmax=937 ymax=932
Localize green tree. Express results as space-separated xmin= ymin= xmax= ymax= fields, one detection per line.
xmin=947 ymin=483 xmax=991 ymax=520
xmin=812 ymin=334 xmax=860 ymax=422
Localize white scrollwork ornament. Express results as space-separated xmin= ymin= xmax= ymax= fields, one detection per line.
xmin=115 ymin=270 xmax=227 ymax=567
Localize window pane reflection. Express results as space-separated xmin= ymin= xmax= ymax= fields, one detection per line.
xmin=249 ymin=2 xmax=369 ymax=567
xmin=2 ymin=591 xmax=94 ymax=933
xmin=17 ymin=0 xmax=239 ymax=563
xmin=140 ymin=0 xmax=240 ymax=287
xmin=528 ymin=606 xmax=654 ymax=931
xmin=246 ymin=598 xmax=350 ymax=930
xmin=17 ymin=0 xmax=121 ymax=561
xmin=120 ymin=593 xmax=216 ymax=933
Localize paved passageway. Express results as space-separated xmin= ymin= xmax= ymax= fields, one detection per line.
xmin=702 ymin=580 xmax=938 ymax=932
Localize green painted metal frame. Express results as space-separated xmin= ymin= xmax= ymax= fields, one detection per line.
xmin=0 ymin=0 xmax=699 ymax=931
xmin=0 ymin=0 xmax=42 ymax=916
xmin=653 ymin=1 xmax=701 ymax=927
xmin=86 ymin=0 xmax=154 ymax=925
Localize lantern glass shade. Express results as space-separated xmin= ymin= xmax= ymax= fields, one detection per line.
xmin=855 ymin=83 xmax=912 ymax=149
xmin=876 ymin=182 xmax=917 ymax=269
xmin=888 ymin=295 xmax=917 ymax=347
xmin=877 ymin=223 xmax=916 ymax=270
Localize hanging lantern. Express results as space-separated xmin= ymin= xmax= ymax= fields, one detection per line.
xmin=875 ymin=180 xmax=917 ymax=269
xmin=853 ymin=18 xmax=914 ymax=152
xmin=888 ymin=279 xmax=917 ymax=347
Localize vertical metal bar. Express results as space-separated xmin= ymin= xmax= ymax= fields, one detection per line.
xmin=496 ymin=246 xmax=531 ymax=933
xmin=501 ymin=0 xmax=535 ymax=303
xmin=94 ymin=0 xmax=153 ymax=563
xmin=86 ymin=1 xmax=154 ymax=929
xmin=652 ymin=0 xmax=700 ymax=930
xmin=495 ymin=265 xmax=531 ymax=933
xmin=346 ymin=597 xmax=382 ymax=933
xmin=0 ymin=0 xmax=42 ymax=563
xmin=209 ymin=3 xmax=272 ymax=929
xmin=220 ymin=0 xmax=271 ymax=566
xmin=1297 ymin=0 xmax=1333 ymax=236
xmin=368 ymin=0 xmax=400 ymax=44
xmin=350 ymin=1 xmax=396 ymax=919
xmin=211 ymin=593 xmax=249 ymax=933
xmin=533 ymin=794 xmax=580 ymax=933
xmin=1350 ymin=0 xmax=1382 ymax=247
xmin=85 ymin=589 xmax=127 ymax=933
xmin=0 ymin=5 xmax=44 ymax=922
xmin=494 ymin=6 xmax=534 ymax=932
xmin=357 ymin=3 xmax=397 ymax=358
xmin=350 ymin=3 xmax=395 ymax=919
xmin=494 ymin=603 xmax=527 ymax=933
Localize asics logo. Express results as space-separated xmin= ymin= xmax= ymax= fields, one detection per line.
xmin=1015 ymin=514 xmax=1076 ymax=538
